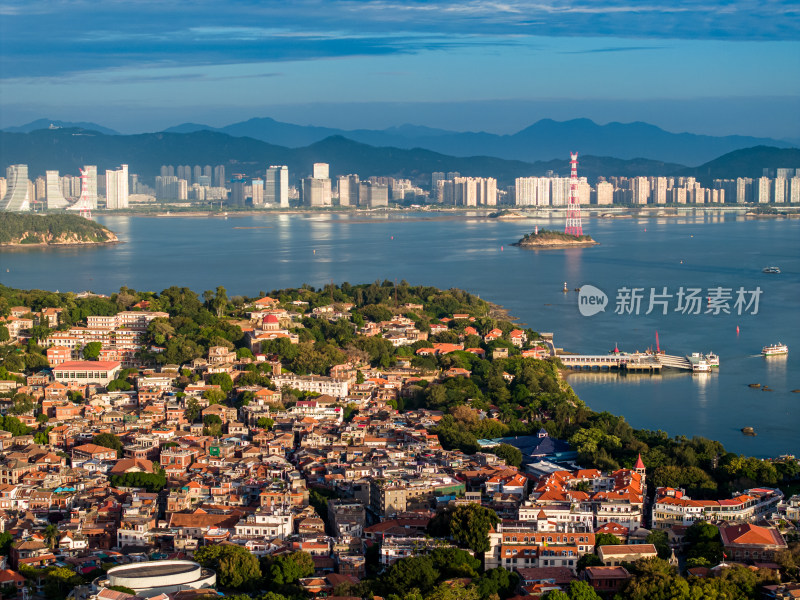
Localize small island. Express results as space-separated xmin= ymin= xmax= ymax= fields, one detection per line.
xmin=512 ymin=228 xmax=598 ymax=249
xmin=0 ymin=213 xmax=118 ymax=248
xmin=488 ymin=210 xmax=527 ymax=220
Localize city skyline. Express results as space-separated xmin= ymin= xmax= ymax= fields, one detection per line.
xmin=0 ymin=1 xmax=798 ymax=139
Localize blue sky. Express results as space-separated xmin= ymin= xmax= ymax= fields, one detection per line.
xmin=1 ymin=0 xmax=798 ymax=138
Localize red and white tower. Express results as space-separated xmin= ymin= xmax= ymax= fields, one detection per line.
xmin=68 ymin=167 xmax=93 ymax=218
xmin=564 ymin=152 xmax=583 ymax=236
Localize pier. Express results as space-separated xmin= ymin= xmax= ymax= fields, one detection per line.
xmin=557 ymin=353 xmax=694 ymax=372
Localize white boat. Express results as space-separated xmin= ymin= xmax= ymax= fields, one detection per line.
xmin=705 ymin=352 xmax=720 ymax=368
xmin=762 ymin=343 xmax=788 ymax=356
xmin=762 ymin=266 xmax=781 ymax=274
xmin=687 ymin=352 xmax=711 ymax=372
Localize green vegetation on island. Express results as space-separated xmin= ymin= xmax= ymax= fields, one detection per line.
xmin=0 ymin=213 xmax=118 ymax=246
xmin=2 ymin=280 xmax=797 ymax=502
xmin=514 ymin=228 xmax=597 ymax=247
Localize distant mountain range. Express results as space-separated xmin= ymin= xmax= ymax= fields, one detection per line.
xmin=0 ymin=127 xmax=797 ymax=188
xmin=3 ymin=118 xmax=120 ymax=136
xmin=161 ymin=117 xmax=796 ymax=166
xmin=0 ymin=128 xmax=687 ymax=186
xmin=4 ymin=117 xmax=796 ymax=167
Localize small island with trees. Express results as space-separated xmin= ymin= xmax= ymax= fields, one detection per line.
xmin=513 ymin=228 xmax=598 ymax=249
xmin=0 ymin=213 xmax=118 ymax=248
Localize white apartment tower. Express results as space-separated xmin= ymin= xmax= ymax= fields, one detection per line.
xmin=251 ymin=179 xmax=264 ymax=205
xmin=265 ymin=166 xmax=289 ymax=207
xmin=45 ymin=170 xmax=70 ymax=209
xmin=313 ymin=163 xmax=329 ymax=179
xmin=303 ymin=163 xmax=332 ymax=207
xmin=337 ymin=174 xmax=360 ymax=207
xmin=0 ymin=164 xmax=31 ymax=212
xmin=105 ymin=164 xmax=129 ymax=209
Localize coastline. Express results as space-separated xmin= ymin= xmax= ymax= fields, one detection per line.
xmin=98 ymin=204 xmax=800 ymax=219
xmin=513 ymin=240 xmax=599 ymax=249
xmin=0 ymin=239 xmax=121 ymax=250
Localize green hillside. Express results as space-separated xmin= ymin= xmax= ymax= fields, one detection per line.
xmin=0 ymin=213 xmax=117 ymax=245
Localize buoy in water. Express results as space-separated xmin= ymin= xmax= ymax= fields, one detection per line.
xmin=501 ymin=246 xmax=503 ymax=251
xmin=313 ymin=249 xmax=316 ymax=254
xmin=736 ymin=325 xmax=740 ymax=335
xmin=391 ymin=236 xmax=393 ymax=240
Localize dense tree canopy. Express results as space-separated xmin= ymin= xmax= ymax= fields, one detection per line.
xmin=194 ymin=544 xmax=261 ymax=590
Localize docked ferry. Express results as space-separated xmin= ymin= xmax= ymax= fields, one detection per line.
xmin=705 ymin=352 xmax=720 ymax=368
xmin=762 ymin=343 xmax=788 ymax=356
xmin=687 ymin=353 xmax=712 ymax=372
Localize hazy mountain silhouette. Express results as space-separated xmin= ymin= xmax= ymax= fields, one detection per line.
xmin=0 ymin=128 xmax=688 ymax=186
xmin=161 ymin=117 xmax=795 ymax=166
xmin=3 ymin=118 xmax=119 ymax=135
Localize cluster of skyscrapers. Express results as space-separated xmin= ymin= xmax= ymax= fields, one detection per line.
xmin=507 ymin=170 xmax=800 ymax=206
xmin=432 ymin=172 xmax=498 ymax=206
xmin=3 ymin=161 xmax=799 ymax=212
xmin=0 ymin=164 xmax=105 ymax=212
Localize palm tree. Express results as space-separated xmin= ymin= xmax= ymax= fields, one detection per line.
xmin=43 ymin=523 xmax=59 ymax=550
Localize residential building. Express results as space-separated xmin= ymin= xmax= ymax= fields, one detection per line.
xmin=337 ymin=174 xmax=359 ymax=207
xmin=265 ymin=165 xmax=289 ymax=207
xmin=0 ymin=164 xmax=30 ymax=212
xmin=105 ymin=164 xmax=129 ymax=209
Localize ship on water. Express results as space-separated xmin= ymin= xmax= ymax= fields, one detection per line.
xmin=762 ymin=343 xmax=788 ymax=356
xmin=687 ymin=352 xmax=712 ymax=373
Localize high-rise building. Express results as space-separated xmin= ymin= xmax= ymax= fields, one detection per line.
xmin=34 ymin=177 xmax=46 ymax=203
xmin=337 ymin=174 xmax=359 ymax=207
xmin=438 ymin=180 xmax=455 ymax=205
xmin=0 ymin=164 xmax=31 ymax=212
xmin=0 ymin=178 xmax=7 ymax=202
xmin=214 ymin=165 xmax=226 ymax=188
xmin=651 ymin=177 xmax=668 ymax=204
xmin=302 ymin=177 xmax=332 ymax=207
xmin=203 ymin=165 xmax=212 ymax=179
xmin=251 ymin=179 xmax=264 ymax=205
xmin=105 ymin=164 xmax=129 ymax=209
xmin=735 ymin=178 xmax=753 ymax=204
xmin=358 ymin=181 xmax=389 ymax=208
xmin=80 ymin=166 xmax=98 ymax=209
xmin=303 ymin=162 xmax=332 ymax=207
xmin=773 ymin=177 xmax=786 ymax=203
xmin=155 ymin=176 xmax=180 ymax=199
xmin=631 ymin=177 xmax=650 ymax=204
xmin=230 ymin=177 xmax=247 ymax=207
xmin=550 ymin=178 xmax=570 ymax=206
xmin=45 ymin=170 xmax=70 ymax=209
xmin=713 ymin=179 xmax=736 ymax=204
xmin=789 ymin=177 xmax=800 ymax=204
xmin=514 ymin=177 xmax=550 ymax=206
xmin=755 ymin=177 xmax=771 ymax=204
xmin=431 ymin=172 xmax=445 ymax=201
xmin=594 ymin=181 xmax=614 ymax=205
xmin=193 ymin=165 xmax=202 ymax=184
xmin=265 ymin=166 xmax=289 ymax=207
xmin=313 ymin=163 xmax=329 ymax=179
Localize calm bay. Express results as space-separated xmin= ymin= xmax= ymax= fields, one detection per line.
xmin=2 ymin=210 xmax=798 ymax=457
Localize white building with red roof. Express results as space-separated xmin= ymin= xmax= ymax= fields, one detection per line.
xmin=52 ymin=361 xmax=121 ymax=385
